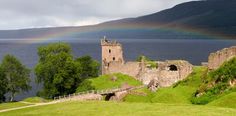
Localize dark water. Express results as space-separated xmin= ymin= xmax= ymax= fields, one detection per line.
xmin=1 ymin=39 xmax=236 ymax=100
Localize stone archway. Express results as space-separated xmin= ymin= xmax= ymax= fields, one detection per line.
xmin=104 ymin=93 xmax=115 ymax=101
xmin=168 ymin=65 xmax=178 ymax=71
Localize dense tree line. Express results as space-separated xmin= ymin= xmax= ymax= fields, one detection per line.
xmin=0 ymin=42 xmax=99 ymax=102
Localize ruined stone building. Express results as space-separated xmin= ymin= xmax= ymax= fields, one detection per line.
xmin=101 ymin=38 xmax=193 ymax=87
xmin=208 ymin=46 xmax=236 ymax=70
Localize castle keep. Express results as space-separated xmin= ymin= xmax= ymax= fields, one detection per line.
xmin=101 ymin=38 xmax=193 ymax=87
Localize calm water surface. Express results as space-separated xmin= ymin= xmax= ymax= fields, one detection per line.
xmin=0 ymin=39 xmax=236 ymax=100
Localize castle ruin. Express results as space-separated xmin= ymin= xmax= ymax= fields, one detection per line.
xmin=208 ymin=46 xmax=236 ymax=70
xmin=101 ymin=38 xmax=193 ymax=87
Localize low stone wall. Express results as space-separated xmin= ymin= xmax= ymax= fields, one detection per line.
xmin=139 ymin=69 xmax=158 ymax=85
xmin=107 ymin=61 xmax=141 ymax=78
xmin=157 ymin=70 xmax=179 ymax=87
xmin=208 ymin=46 xmax=236 ymax=70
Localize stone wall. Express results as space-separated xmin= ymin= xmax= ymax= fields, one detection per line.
xmin=105 ymin=61 xmax=141 ymax=78
xmin=208 ymin=46 xmax=236 ymax=70
xmin=139 ymin=60 xmax=193 ymax=87
xmin=105 ymin=60 xmax=193 ymax=87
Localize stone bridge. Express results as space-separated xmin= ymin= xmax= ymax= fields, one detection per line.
xmin=54 ymin=85 xmax=145 ymax=102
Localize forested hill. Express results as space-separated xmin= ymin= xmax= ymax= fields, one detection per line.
xmin=0 ymin=0 xmax=236 ymax=40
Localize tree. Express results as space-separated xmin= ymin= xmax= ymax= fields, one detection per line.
xmin=75 ymin=56 xmax=100 ymax=79
xmin=35 ymin=43 xmax=100 ymax=99
xmin=35 ymin=43 xmax=80 ymax=98
xmin=1 ymin=54 xmax=31 ymax=101
xmin=0 ymin=66 xmax=7 ymax=102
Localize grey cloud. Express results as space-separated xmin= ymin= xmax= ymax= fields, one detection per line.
xmin=0 ymin=0 xmax=194 ymax=30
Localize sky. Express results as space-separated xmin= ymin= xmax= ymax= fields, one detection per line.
xmin=0 ymin=0 xmax=195 ymax=30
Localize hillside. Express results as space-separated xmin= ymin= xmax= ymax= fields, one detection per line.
xmin=89 ymin=73 xmax=142 ymax=90
xmin=191 ymin=57 xmax=236 ymax=104
xmin=75 ymin=73 xmax=142 ymax=93
xmin=0 ymin=0 xmax=236 ymax=40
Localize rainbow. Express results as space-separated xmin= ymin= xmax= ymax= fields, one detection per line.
xmin=23 ymin=23 xmax=234 ymax=43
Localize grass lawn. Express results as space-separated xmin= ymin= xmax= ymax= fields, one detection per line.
xmin=90 ymin=73 xmax=142 ymax=90
xmin=0 ymin=101 xmax=236 ymax=116
xmin=0 ymin=102 xmax=31 ymax=111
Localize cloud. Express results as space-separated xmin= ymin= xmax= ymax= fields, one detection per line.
xmin=0 ymin=0 xmax=194 ymax=30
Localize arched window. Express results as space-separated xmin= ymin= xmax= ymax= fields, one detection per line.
xmin=168 ymin=65 xmax=178 ymax=71
xmin=109 ymin=49 xmax=111 ymax=53
xmin=113 ymin=57 xmax=115 ymax=61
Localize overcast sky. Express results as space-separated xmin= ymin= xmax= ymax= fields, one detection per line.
xmin=0 ymin=0 xmax=195 ymax=30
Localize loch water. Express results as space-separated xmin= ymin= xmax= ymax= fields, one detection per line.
xmin=1 ymin=38 xmax=236 ymax=100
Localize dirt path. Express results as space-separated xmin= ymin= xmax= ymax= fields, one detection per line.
xmin=0 ymin=101 xmax=59 ymax=113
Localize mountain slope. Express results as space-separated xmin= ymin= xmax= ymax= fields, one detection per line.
xmin=1 ymin=0 xmax=236 ymax=40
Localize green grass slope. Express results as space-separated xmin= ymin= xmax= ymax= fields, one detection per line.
xmin=192 ymin=57 xmax=236 ymax=105
xmin=125 ymin=66 xmax=206 ymax=104
xmin=151 ymin=86 xmax=196 ymax=104
xmin=1 ymin=101 xmax=236 ymax=116
xmin=89 ymin=73 xmax=142 ymax=90
xmin=124 ymin=88 xmax=154 ymax=103
xmin=23 ymin=97 xmax=51 ymax=103
xmin=208 ymin=92 xmax=236 ymax=109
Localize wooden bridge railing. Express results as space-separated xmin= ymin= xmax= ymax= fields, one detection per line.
xmin=53 ymin=85 xmax=145 ymax=101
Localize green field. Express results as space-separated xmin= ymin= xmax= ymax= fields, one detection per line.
xmin=0 ymin=101 xmax=236 ymax=116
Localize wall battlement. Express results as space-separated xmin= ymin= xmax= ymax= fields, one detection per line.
xmin=208 ymin=46 xmax=236 ymax=70
xmin=101 ymin=38 xmax=122 ymax=46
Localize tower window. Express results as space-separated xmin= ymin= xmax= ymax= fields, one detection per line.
xmin=109 ymin=49 xmax=111 ymax=53
xmin=113 ymin=57 xmax=115 ymax=61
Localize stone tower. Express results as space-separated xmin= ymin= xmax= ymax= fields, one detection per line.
xmin=101 ymin=37 xmax=124 ymax=74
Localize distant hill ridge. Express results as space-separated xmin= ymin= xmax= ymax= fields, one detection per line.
xmin=0 ymin=0 xmax=236 ymax=40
